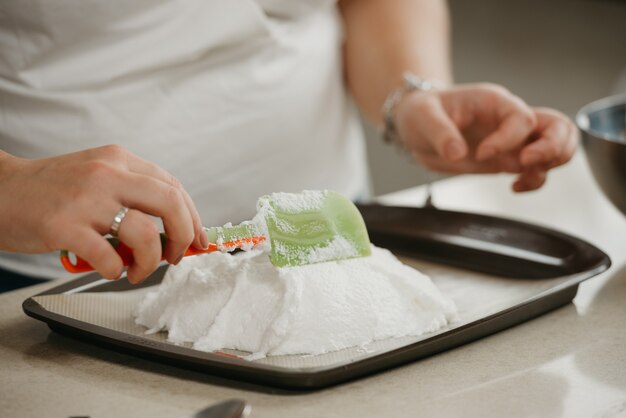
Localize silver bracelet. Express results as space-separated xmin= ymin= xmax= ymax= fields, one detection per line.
xmin=381 ymin=72 xmax=442 ymax=146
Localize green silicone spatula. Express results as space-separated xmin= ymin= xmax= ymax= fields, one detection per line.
xmin=61 ymin=190 xmax=371 ymax=272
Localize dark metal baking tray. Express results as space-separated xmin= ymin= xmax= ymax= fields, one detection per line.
xmin=22 ymin=204 xmax=611 ymax=390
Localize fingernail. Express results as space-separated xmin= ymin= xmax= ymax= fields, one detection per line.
xmin=200 ymin=229 xmax=209 ymax=250
xmin=444 ymin=141 xmax=465 ymax=161
xmin=477 ymin=146 xmax=496 ymax=161
xmin=513 ymin=181 xmax=528 ymax=193
xmin=115 ymin=269 xmax=125 ymax=281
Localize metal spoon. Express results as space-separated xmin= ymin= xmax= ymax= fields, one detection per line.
xmin=187 ymin=399 xmax=251 ymax=418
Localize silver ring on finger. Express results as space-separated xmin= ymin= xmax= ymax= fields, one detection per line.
xmin=109 ymin=207 xmax=129 ymax=237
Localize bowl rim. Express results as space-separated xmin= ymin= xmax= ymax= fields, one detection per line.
xmin=576 ymin=93 xmax=626 ymax=143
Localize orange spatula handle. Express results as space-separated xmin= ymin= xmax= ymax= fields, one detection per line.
xmin=60 ymin=234 xmax=265 ymax=273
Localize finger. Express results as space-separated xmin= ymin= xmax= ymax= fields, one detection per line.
xmin=116 ymin=209 xmax=162 ymax=284
xmin=554 ymin=123 xmax=578 ymax=167
xmin=416 ymin=153 xmax=502 ymax=174
xmin=179 ymin=189 xmax=207 ymax=249
xmin=414 ymin=148 xmax=523 ymax=174
xmin=95 ymin=145 xmax=207 ymax=251
xmin=496 ymin=153 xmax=524 ymax=173
xmin=124 ymin=155 xmax=208 ymax=250
xmin=476 ymin=96 xmax=536 ymax=161
xmin=116 ymin=173 xmax=194 ymax=264
xmin=407 ymin=95 xmax=468 ymax=161
xmin=512 ymin=168 xmax=547 ymax=192
xmin=520 ymin=114 xmax=571 ymax=167
xmin=65 ymin=229 xmax=124 ymax=280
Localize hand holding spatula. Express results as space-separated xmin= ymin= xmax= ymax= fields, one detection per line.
xmin=61 ymin=191 xmax=371 ymax=273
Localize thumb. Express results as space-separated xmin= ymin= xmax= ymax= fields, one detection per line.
xmin=409 ymin=96 xmax=467 ymax=161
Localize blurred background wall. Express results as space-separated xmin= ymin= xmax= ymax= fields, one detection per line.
xmin=364 ymin=0 xmax=626 ymax=196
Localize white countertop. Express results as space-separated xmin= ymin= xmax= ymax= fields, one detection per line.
xmin=1 ymin=152 xmax=625 ymax=418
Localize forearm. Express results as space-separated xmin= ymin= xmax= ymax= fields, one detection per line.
xmin=338 ymin=0 xmax=452 ymax=124
xmin=0 ymin=150 xmax=18 ymax=186
xmin=0 ymin=150 xmax=25 ymax=252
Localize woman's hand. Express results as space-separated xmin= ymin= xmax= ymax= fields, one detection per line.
xmin=0 ymin=145 xmax=208 ymax=283
xmin=394 ymin=83 xmax=578 ymax=191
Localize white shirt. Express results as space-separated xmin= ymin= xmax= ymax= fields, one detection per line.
xmin=0 ymin=0 xmax=369 ymax=278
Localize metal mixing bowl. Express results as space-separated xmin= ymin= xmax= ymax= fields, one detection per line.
xmin=576 ymin=94 xmax=626 ymax=216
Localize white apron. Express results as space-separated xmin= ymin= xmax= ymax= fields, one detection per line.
xmin=0 ymin=0 xmax=368 ymax=278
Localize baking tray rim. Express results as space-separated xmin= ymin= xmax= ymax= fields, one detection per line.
xmin=21 ymin=204 xmax=612 ymax=389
